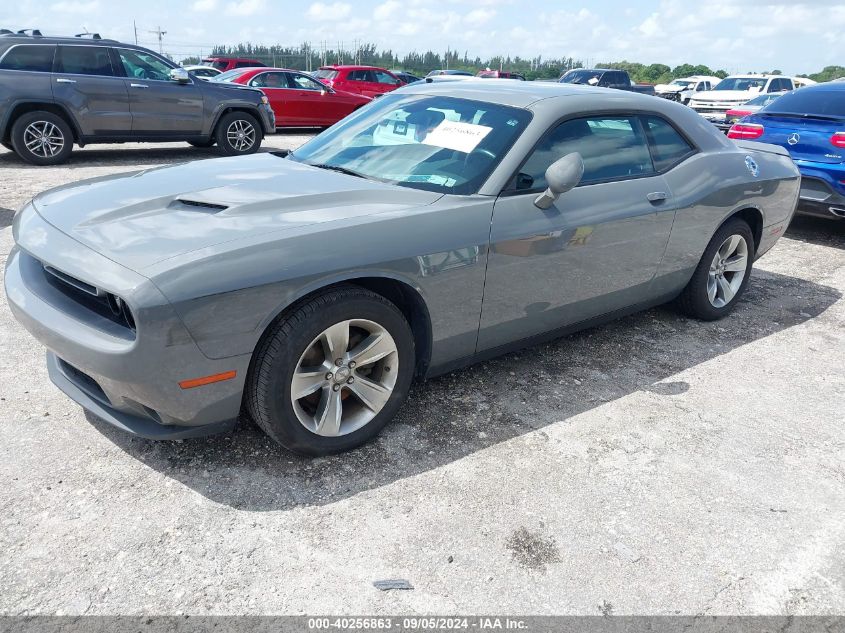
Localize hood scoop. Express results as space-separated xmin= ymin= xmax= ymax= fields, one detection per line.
xmin=172 ymin=198 xmax=229 ymax=213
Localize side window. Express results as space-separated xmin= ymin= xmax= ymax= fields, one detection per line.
xmin=373 ymin=70 xmax=397 ymax=85
xmin=0 ymin=45 xmax=55 ymax=72
xmin=116 ymin=48 xmax=173 ymax=81
xmin=290 ymin=73 xmax=323 ymax=90
xmin=56 ymin=46 xmax=113 ymax=77
xmin=518 ymin=116 xmax=654 ymax=190
xmin=250 ymin=71 xmax=287 ymax=88
xmin=643 ymin=116 xmax=695 ymax=172
xmin=348 ymin=70 xmax=367 ymax=81
xmin=235 ymin=61 xmax=254 ymax=68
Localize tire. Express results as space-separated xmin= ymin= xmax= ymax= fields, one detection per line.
xmin=188 ymin=139 xmax=216 ymax=148
xmin=677 ymin=218 xmax=755 ymax=320
xmin=10 ymin=111 xmax=74 ymax=166
xmin=214 ymin=111 xmax=261 ymax=156
xmin=2 ymin=141 xmax=14 ymax=152
xmin=246 ymin=286 xmax=415 ymax=455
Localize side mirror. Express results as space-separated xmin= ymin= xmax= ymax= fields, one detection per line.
xmin=170 ymin=68 xmax=190 ymax=84
xmin=534 ymin=153 xmax=584 ymax=210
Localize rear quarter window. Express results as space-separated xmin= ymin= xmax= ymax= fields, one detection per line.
xmin=642 ymin=116 xmax=695 ymax=171
xmin=0 ymin=45 xmax=55 ymax=72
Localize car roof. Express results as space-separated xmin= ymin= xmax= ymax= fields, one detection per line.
xmin=203 ymin=56 xmax=262 ymax=61
xmin=319 ymin=65 xmax=389 ymax=71
xmin=399 ymin=78 xmax=659 ymax=107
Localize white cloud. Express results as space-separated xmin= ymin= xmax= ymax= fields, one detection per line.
xmin=224 ymin=0 xmax=265 ymax=16
xmin=191 ymin=0 xmax=217 ymax=10
xmin=465 ymin=8 xmax=495 ymax=25
xmin=373 ymin=0 xmax=400 ymax=20
xmin=307 ymin=2 xmax=352 ymax=20
xmin=49 ymin=0 xmax=99 ymax=13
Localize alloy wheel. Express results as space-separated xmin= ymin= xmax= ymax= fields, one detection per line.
xmin=226 ymin=119 xmax=256 ymax=151
xmin=707 ymin=234 xmax=749 ymax=308
xmin=291 ymin=319 xmax=399 ymax=437
xmin=23 ymin=121 xmax=65 ymax=158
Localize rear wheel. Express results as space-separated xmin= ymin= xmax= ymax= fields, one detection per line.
xmin=677 ymin=218 xmax=754 ymax=320
xmin=246 ymin=286 xmax=415 ymax=455
xmin=11 ymin=111 xmax=74 ymax=165
xmin=214 ymin=111 xmax=261 ymax=156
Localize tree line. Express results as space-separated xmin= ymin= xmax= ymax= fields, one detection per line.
xmin=180 ymin=42 xmax=845 ymax=83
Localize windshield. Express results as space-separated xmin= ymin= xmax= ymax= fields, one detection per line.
xmin=560 ymin=70 xmax=603 ymax=85
xmin=746 ymin=94 xmax=778 ymax=106
xmin=713 ymin=77 xmax=767 ymax=92
xmin=762 ymin=89 xmax=845 ymax=118
xmin=211 ymin=68 xmax=249 ymax=82
xmin=204 ymin=60 xmax=228 ymax=71
xmin=670 ymin=80 xmax=695 ymax=88
xmin=314 ymin=69 xmax=339 ymax=80
xmin=289 ymin=94 xmax=532 ymax=195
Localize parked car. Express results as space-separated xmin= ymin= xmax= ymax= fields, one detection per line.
xmin=723 ymin=93 xmax=783 ymax=129
xmin=217 ymin=66 xmax=371 ymax=127
xmin=182 ymin=64 xmax=221 ymax=80
xmin=313 ymin=65 xmax=402 ymax=98
xmin=477 ymin=69 xmax=526 ymax=80
xmin=425 ymin=69 xmax=473 ymax=77
xmin=688 ymin=74 xmax=797 ymax=126
xmin=728 ymin=82 xmax=845 ymax=220
xmin=5 ymin=82 xmax=799 ymax=455
xmin=654 ymin=75 xmax=721 ymax=104
xmin=0 ymin=32 xmax=275 ymax=164
xmin=390 ymin=70 xmax=422 ymax=84
xmin=202 ymin=56 xmax=266 ymax=72
xmin=559 ymin=68 xmax=655 ymax=95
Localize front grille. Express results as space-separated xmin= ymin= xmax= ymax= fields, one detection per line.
xmin=40 ymin=262 xmax=136 ymax=333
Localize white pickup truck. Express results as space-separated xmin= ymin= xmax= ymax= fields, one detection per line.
xmin=654 ymin=75 xmax=721 ymax=105
xmin=688 ymin=75 xmax=799 ymax=127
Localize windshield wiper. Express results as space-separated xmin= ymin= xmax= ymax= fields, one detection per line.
xmin=309 ymin=163 xmax=368 ymax=179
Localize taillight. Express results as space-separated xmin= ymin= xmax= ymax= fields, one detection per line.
xmin=727 ymin=123 xmax=764 ymax=140
xmin=831 ymin=132 xmax=845 ymax=148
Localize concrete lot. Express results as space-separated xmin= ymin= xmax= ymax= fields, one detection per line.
xmin=0 ymin=136 xmax=843 ymax=616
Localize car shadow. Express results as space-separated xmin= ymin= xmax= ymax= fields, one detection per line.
xmin=86 ymin=268 xmax=841 ymax=512
xmin=0 ymin=207 xmax=13 ymax=230
xmin=786 ymin=215 xmax=845 ymax=251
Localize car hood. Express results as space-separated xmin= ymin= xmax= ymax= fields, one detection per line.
xmin=655 ymin=84 xmax=684 ymax=93
xmin=31 ymin=153 xmax=442 ymax=272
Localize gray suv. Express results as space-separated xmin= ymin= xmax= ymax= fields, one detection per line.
xmin=0 ymin=31 xmax=275 ymax=165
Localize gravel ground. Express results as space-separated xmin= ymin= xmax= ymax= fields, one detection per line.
xmin=0 ymin=136 xmax=844 ymax=616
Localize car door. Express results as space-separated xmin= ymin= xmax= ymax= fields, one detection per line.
xmin=114 ymin=47 xmax=204 ymax=135
xmin=247 ymin=70 xmax=293 ymax=125
xmin=477 ymin=114 xmax=677 ymax=351
xmin=52 ymin=45 xmax=131 ymax=136
xmin=286 ymin=72 xmax=349 ymax=125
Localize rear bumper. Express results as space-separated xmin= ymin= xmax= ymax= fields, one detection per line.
xmin=796 ymin=166 xmax=845 ymax=220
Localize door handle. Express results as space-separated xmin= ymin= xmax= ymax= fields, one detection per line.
xmin=130 ymin=83 xmax=149 ymax=89
xmin=647 ymin=191 xmax=670 ymax=202
xmin=56 ymin=78 xmax=76 ymax=84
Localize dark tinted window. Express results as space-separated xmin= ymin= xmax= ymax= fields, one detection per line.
xmin=0 ymin=45 xmax=55 ymax=72
xmin=208 ymin=60 xmax=227 ymax=70
xmin=56 ymin=46 xmax=113 ymax=76
xmin=762 ymin=88 xmax=845 ymax=117
xmin=520 ymin=116 xmax=653 ymax=189
xmin=373 ymin=70 xmax=397 ymax=84
xmin=348 ymin=70 xmax=373 ymax=81
xmin=643 ymin=116 xmax=695 ymax=171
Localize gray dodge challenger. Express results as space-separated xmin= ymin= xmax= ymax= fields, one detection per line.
xmin=5 ymin=81 xmax=799 ymax=455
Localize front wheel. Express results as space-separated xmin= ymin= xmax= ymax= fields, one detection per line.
xmin=214 ymin=111 xmax=261 ymax=156
xmin=677 ymin=218 xmax=754 ymax=320
xmin=11 ymin=111 xmax=74 ymax=165
xmin=246 ymin=286 xmax=415 ymax=455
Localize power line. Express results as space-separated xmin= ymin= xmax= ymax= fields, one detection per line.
xmin=148 ymin=25 xmax=166 ymax=55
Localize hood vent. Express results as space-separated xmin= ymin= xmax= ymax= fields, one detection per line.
xmin=173 ymin=199 xmax=229 ymax=213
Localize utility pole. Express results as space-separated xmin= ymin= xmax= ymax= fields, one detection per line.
xmin=133 ymin=20 xmax=138 ymax=45
xmin=148 ymin=25 xmax=166 ymax=55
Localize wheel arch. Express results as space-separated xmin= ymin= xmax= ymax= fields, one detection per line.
xmin=210 ymin=105 xmax=265 ymax=138
xmin=726 ymin=206 xmax=764 ymax=256
xmin=252 ymin=274 xmax=434 ymax=379
xmin=3 ymin=101 xmax=81 ymax=144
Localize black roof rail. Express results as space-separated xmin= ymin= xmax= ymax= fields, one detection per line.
xmin=75 ymin=32 xmax=102 ymax=40
xmin=17 ymin=29 xmax=43 ymax=36
xmin=0 ymin=29 xmax=14 ymax=35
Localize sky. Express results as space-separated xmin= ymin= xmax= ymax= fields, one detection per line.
xmin=2 ymin=0 xmax=841 ymax=75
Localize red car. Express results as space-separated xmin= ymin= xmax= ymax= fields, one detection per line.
xmin=313 ymin=65 xmax=403 ymax=98
xmin=221 ymin=67 xmax=371 ymax=127
xmin=202 ymin=56 xmax=266 ymax=72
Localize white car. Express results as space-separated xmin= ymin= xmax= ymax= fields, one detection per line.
xmin=182 ymin=65 xmax=222 ymax=81
xmin=688 ymin=74 xmax=799 ymax=125
xmin=654 ymin=75 xmax=721 ymax=105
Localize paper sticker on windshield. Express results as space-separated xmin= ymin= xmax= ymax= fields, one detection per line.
xmin=422 ymin=121 xmax=492 ymax=154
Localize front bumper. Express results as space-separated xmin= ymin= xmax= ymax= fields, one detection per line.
xmin=5 ymin=206 xmax=251 ymax=439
